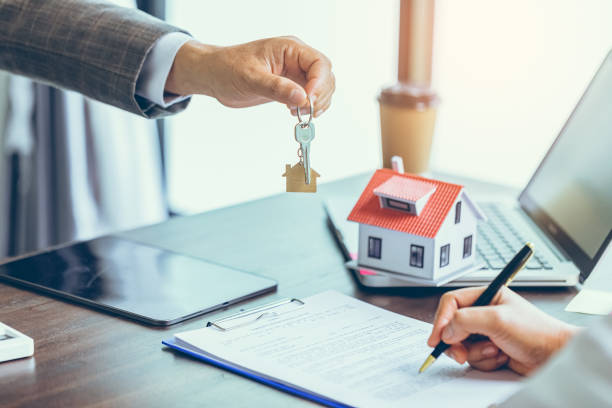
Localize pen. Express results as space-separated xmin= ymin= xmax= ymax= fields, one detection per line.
xmin=418 ymin=242 xmax=534 ymax=374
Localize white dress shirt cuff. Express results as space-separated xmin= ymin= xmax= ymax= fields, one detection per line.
xmin=136 ymin=32 xmax=193 ymax=108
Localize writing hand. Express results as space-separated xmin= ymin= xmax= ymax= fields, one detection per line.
xmin=427 ymin=287 xmax=581 ymax=375
xmin=165 ymin=36 xmax=335 ymax=117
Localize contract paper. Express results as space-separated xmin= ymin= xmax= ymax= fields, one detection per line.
xmin=174 ymin=290 xmax=523 ymax=407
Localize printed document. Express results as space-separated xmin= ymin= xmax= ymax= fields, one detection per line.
xmin=173 ymin=290 xmax=522 ymax=407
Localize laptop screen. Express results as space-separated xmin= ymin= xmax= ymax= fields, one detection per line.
xmin=520 ymin=50 xmax=612 ymax=279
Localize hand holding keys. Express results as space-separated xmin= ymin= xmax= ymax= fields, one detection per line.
xmin=283 ymin=96 xmax=320 ymax=193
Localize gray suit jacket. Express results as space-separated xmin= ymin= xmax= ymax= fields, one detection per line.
xmin=0 ymin=0 xmax=189 ymax=118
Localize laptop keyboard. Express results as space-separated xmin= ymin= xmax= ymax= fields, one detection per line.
xmin=477 ymin=204 xmax=554 ymax=271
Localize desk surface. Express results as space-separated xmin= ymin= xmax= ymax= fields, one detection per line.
xmin=0 ymin=173 xmax=596 ymax=407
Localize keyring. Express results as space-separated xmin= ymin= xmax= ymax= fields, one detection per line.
xmin=296 ymin=95 xmax=313 ymax=127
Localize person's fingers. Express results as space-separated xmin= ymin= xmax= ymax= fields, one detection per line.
xmin=301 ymin=53 xmax=333 ymax=97
xmin=469 ymin=353 xmax=509 ymax=372
xmin=285 ymin=39 xmax=333 ymax=107
xmin=445 ymin=343 xmax=468 ymax=364
xmin=466 ymin=340 xmax=500 ymax=362
xmin=246 ymin=70 xmax=307 ymax=106
xmin=288 ymin=90 xmax=331 ymax=117
xmin=296 ymin=95 xmax=315 ymax=116
xmin=507 ymin=359 xmax=532 ymax=376
xmin=441 ymin=305 xmax=504 ymax=344
xmin=313 ymin=75 xmax=334 ymax=114
xmin=291 ymin=90 xmax=333 ymax=118
xmin=306 ymin=71 xmax=334 ymax=106
xmin=266 ymin=37 xmax=333 ymax=115
xmin=313 ymin=90 xmax=332 ymax=117
xmin=428 ymin=287 xmax=488 ymax=346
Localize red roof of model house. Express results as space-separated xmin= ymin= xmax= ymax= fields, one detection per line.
xmin=348 ymin=169 xmax=465 ymax=238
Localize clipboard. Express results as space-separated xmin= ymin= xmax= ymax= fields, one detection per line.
xmin=205 ymin=297 xmax=304 ymax=331
xmin=162 ymin=297 xmax=350 ymax=408
xmin=163 ymin=290 xmax=521 ymax=407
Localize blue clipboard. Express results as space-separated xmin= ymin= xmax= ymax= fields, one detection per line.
xmin=162 ymin=297 xmax=352 ymax=408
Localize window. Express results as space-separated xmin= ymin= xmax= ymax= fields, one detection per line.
xmin=440 ymin=244 xmax=450 ymax=267
xmin=463 ymin=235 xmax=473 ymax=258
xmin=386 ymin=198 xmax=409 ymax=210
xmin=385 ymin=198 xmax=416 ymax=214
xmin=368 ymin=237 xmax=382 ymax=259
xmin=410 ymin=245 xmax=424 ymax=268
xmin=455 ymin=201 xmax=462 ymax=224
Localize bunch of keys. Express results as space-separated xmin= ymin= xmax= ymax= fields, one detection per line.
xmin=282 ymin=95 xmax=320 ymax=193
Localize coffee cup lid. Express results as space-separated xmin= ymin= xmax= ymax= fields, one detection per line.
xmin=378 ymin=83 xmax=439 ymax=110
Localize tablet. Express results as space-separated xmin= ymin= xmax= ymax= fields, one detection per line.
xmin=0 ymin=236 xmax=277 ymax=326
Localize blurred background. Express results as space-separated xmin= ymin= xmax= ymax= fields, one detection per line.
xmin=164 ymin=0 xmax=612 ymax=213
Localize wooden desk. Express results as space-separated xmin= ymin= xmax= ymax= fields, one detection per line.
xmin=0 ymin=173 xmax=595 ymax=407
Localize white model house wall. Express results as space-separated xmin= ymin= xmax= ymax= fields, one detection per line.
xmin=358 ymin=223 xmax=435 ymax=279
xmin=432 ymin=191 xmax=480 ymax=280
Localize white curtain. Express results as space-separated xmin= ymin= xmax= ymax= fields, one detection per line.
xmin=0 ymin=76 xmax=167 ymax=259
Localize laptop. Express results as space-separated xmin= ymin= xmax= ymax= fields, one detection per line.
xmin=325 ymin=49 xmax=612 ymax=287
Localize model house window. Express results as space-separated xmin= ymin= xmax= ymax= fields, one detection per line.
xmin=385 ymin=198 xmax=414 ymax=213
xmin=368 ymin=237 xmax=382 ymax=259
xmin=410 ymin=245 xmax=424 ymax=268
xmin=440 ymin=244 xmax=450 ymax=267
xmin=455 ymin=201 xmax=462 ymax=224
xmin=463 ymin=235 xmax=473 ymax=258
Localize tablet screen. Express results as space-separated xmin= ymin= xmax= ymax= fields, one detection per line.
xmin=0 ymin=236 xmax=276 ymax=325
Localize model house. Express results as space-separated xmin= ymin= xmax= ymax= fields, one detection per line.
xmin=347 ymin=168 xmax=486 ymax=283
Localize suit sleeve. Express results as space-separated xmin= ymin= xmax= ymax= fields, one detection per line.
xmin=0 ymin=0 xmax=190 ymax=118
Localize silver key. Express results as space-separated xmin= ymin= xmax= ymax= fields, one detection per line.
xmin=295 ymin=122 xmax=315 ymax=184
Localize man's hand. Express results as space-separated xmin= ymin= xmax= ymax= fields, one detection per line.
xmin=165 ymin=36 xmax=335 ymax=117
xmin=427 ymin=287 xmax=581 ymax=375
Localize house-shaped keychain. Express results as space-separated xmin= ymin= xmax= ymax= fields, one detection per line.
xmin=283 ymin=162 xmax=320 ymax=193
xmin=346 ymin=157 xmax=486 ymax=286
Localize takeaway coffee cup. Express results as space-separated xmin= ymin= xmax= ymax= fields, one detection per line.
xmin=378 ymin=84 xmax=439 ymax=174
